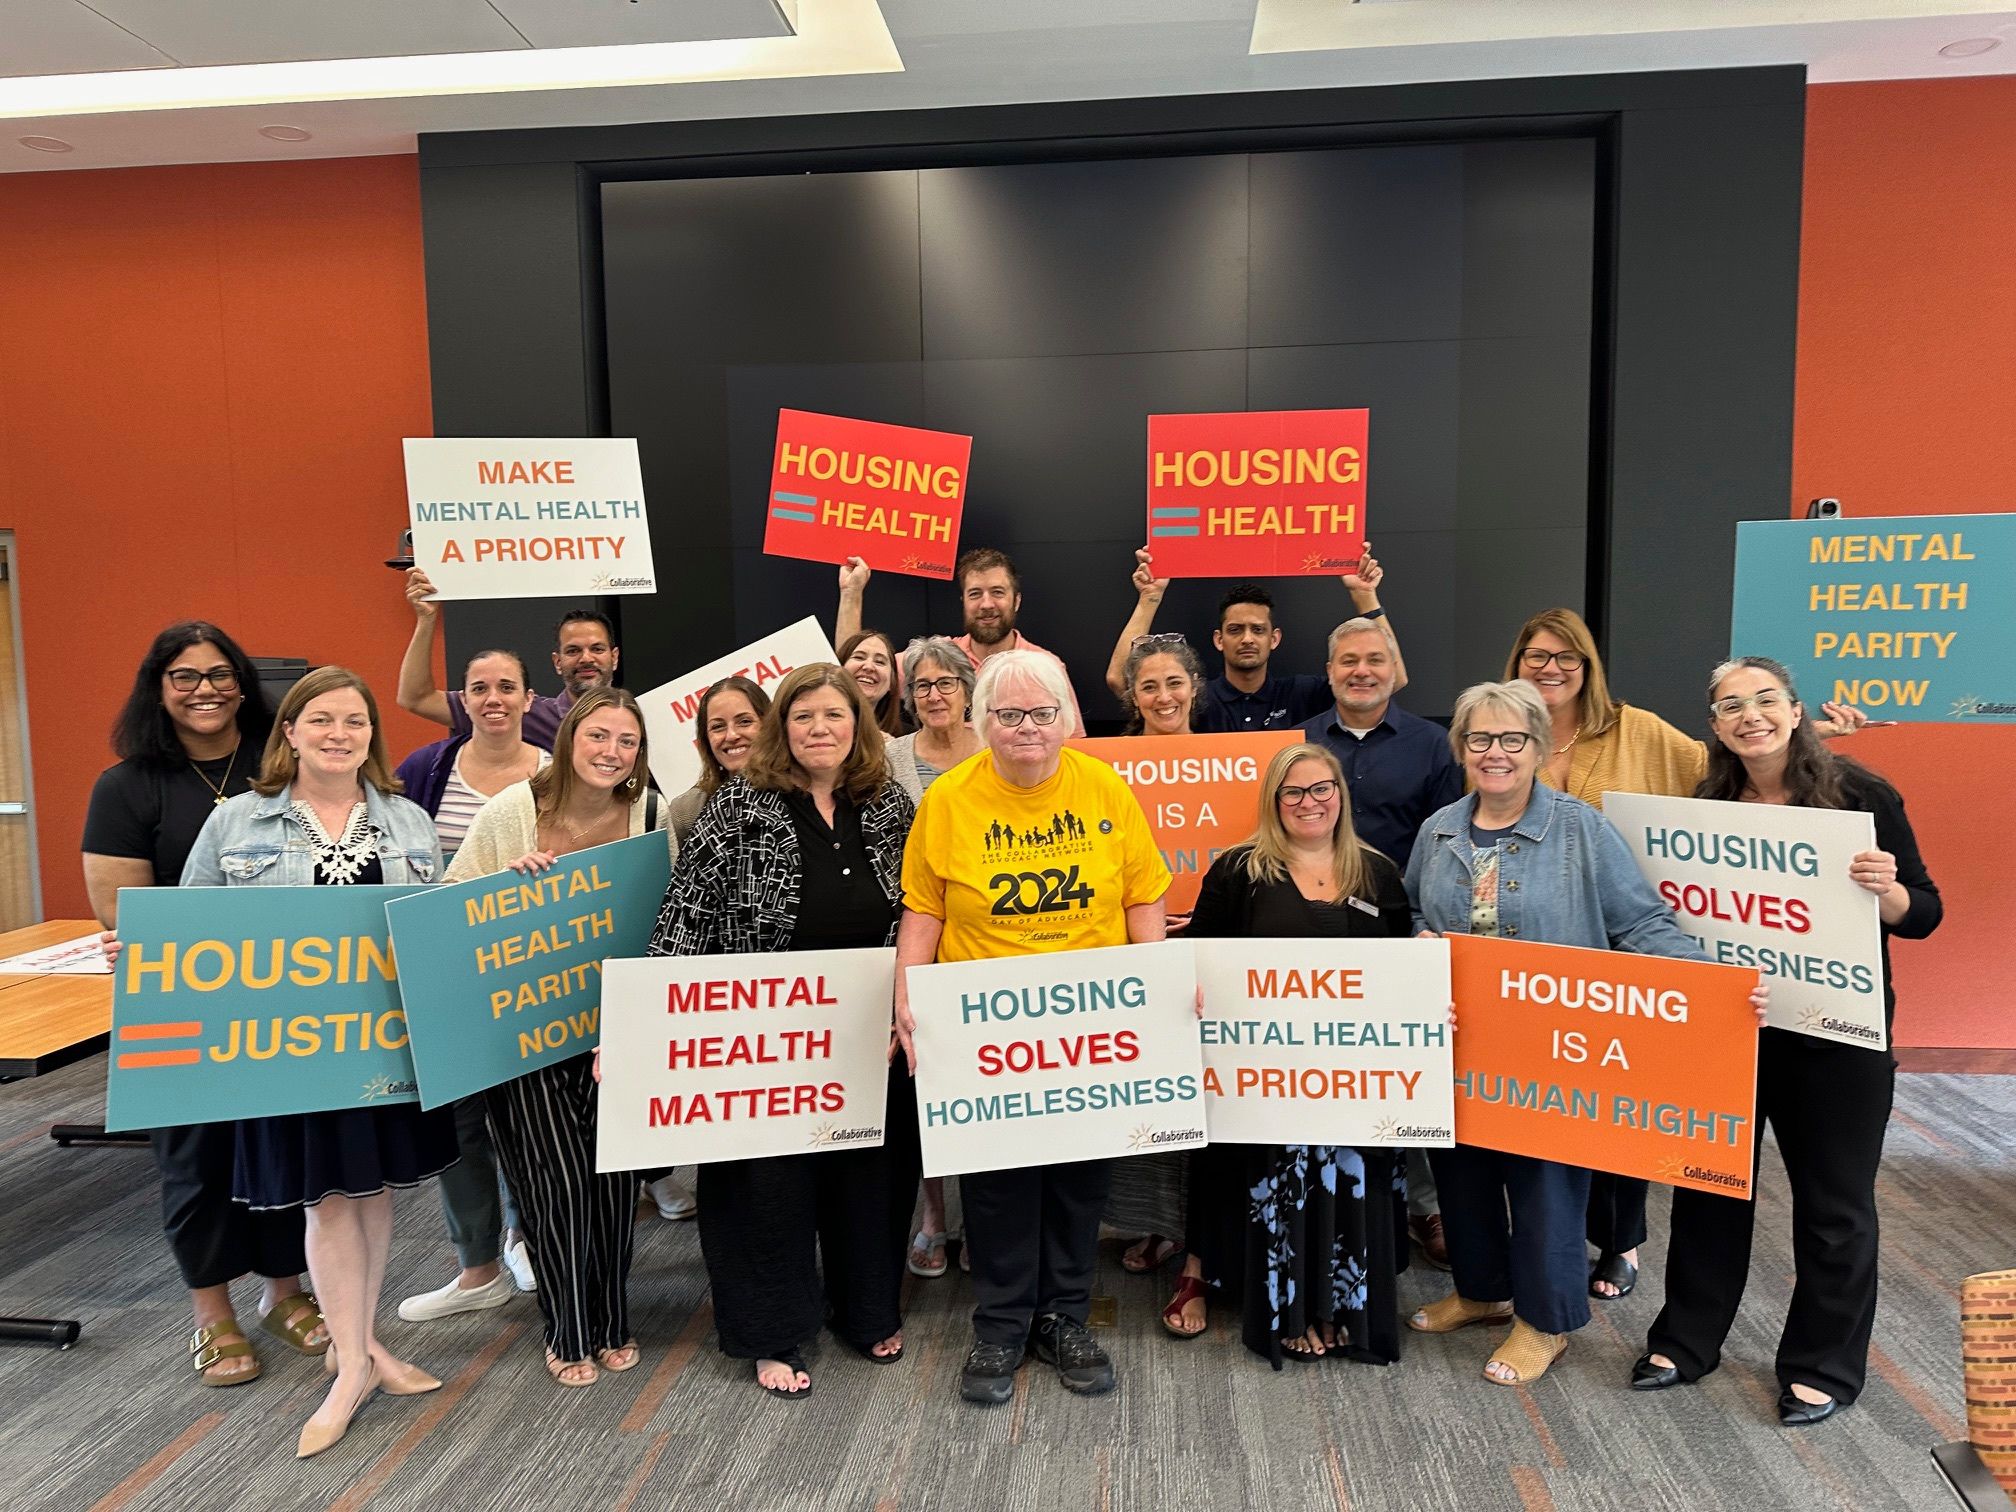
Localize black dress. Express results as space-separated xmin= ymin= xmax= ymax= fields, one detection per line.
xmin=1185 ymin=846 xmax=1413 ymax=1368
xmin=232 ymin=857 xmax=459 ymax=1210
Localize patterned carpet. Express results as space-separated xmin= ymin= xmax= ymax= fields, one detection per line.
xmin=1 ymin=1057 xmax=2009 ymax=1512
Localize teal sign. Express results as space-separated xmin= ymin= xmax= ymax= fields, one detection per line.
xmin=1732 ymin=513 xmax=2016 ymax=723
xmin=105 ymin=884 xmax=429 ymax=1131
xmin=387 ymin=833 xmax=672 ymax=1109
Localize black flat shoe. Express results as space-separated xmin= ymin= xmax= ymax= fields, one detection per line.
xmin=1777 ymin=1387 xmax=1840 ymax=1426
xmin=1630 ymin=1354 xmax=1684 ymax=1391
xmin=1590 ymin=1251 xmax=1638 ymax=1299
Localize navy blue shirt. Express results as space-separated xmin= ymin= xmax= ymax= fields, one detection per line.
xmin=1296 ymin=702 xmax=1462 ymax=870
xmin=1197 ymin=672 xmax=1332 ymax=733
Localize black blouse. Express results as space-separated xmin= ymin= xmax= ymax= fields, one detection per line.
xmin=782 ymin=790 xmax=900 ymax=952
xmin=1187 ymin=844 xmax=1413 ymax=942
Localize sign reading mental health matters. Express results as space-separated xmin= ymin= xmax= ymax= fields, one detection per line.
xmin=1604 ymin=792 xmax=1885 ymax=1050
xmin=764 ymin=410 xmax=971 ymax=580
xmin=909 ymin=939 xmax=1206 ymax=1179
xmin=106 ymin=884 xmax=429 ymax=1131
xmin=388 ymin=834 xmax=673 ymax=1108
xmin=404 ymin=437 xmax=656 ymax=601
xmin=1196 ymin=937 xmax=1454 ymax=1147
xmin=594 ymin=947 xmax=895 ymax=1171
xmin=1146 ymin=409 xmax=1369 ymax=579
xmin=1068 ymin=731 xmax=1303 ymax=914
xmin=1448 ymin=935 xmax=1760 ymax=1199
xmin=1731 ymin=513 xmax=2015 ymax=722
xmin=639 ymin=618 xmax=838 ymax=797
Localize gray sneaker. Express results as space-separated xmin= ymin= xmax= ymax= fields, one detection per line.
xmin=1031 ymin=1313 xmax=1115 ymax=1395
xmin=960 ymin=1336 xmax=1023 ymax=1405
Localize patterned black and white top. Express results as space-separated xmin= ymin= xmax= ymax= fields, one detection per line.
xmin=648 ymin=776 xmax=915 ymax=958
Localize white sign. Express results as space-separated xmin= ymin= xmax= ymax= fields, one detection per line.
xmin=908 ymin=939 xmax=1207 ymax=1178
xmin=1605 ymin=792 xmax=1885 ymax=1050
xmin=1196 ymin=937 xmax=1454 ymax=1147
xmin=403 ymin=437 xmax=656 ymax=601
xmin=0 ymin=932 xmax=110 ymax=976
xmin=595 ymin=947 xmax=895 ymax=1171
xmin=638 ymin=617 xmax=838 ymax=797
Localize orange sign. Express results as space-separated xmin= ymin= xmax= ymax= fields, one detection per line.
xmin=764 ymin=409 xmax=971 ymax=579
xmin=1448 ymin=934 xmax=1759 ymax=1198
xmin=1068 ymin=731 xmax=1304 ymax=914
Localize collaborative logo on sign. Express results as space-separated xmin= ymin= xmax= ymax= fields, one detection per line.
xmin=1950 ymin=696 xmax=2016 ymax=718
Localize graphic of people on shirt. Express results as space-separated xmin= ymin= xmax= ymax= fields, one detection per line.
xmin=980 ymin=810 xmax=1086 ymax=853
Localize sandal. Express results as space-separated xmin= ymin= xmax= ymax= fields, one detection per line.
xmin=595 ymin=1340 xmax=642 ymax=1373
xmin=1589 ymin=1251 xmax=1639 ymax=1300
xmin=1121 ymin=1235 xmax=1180 ymax=1274
xmin=758 ymin=1350 xmax=812 ymax=1399
xmin=1408 ymin=1292 xmax=1514 ymax=1334
xmin=848 ymin=1333 xmax=905 ymax=1365
xmin=1160 ymin=1276 xmax=1209 ymax=1339
xmin=259 ymin=1292 xmax=331 ymax=1356
xmin=1281 ymin=1328 xmax=1326 ymax=1363
xmin=1485 ymin=1320 xmax=1567 ymax=1386
xmin=907 ymin=1231 xmax=949 ymax=1279
xmin=190 ymin=1319 xmax=261 ymax=1387
xmin=545 ymin=1349 xmax=598 ymax=1388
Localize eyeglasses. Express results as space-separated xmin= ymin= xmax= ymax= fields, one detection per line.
xmin=1463 ymin=731 xmax=1534 ymax=753
xmin=1710 ymin=689 xmax=1791 ymax=721
xmin=165 ymin=667 xmax=240 ymax=693
xmin=913 ymin=676 xmax=965 ymax=698
xmin=990 ymin=706 xmax=1060 ymax=728
xmin=1278 ymin=779 xmax=1340 ymax=806
xmin=1519 ymin=648 xmax=1584 ymax=672
xmin=1131 ymin=632 xmax=1188 ymax=651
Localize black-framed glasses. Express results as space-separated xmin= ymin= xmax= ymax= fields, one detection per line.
xmin=913 ymin=676 xmax=965 ymax=698
xmin=1710 ymin=689 xmax=1791 ymax=721
xmin=165 ymin=667 xmax=240 ymax=693
xmin=1278 ymin=779 xmax=1340 ymax=806
xmin=1519 ymin=648 xmax=1584 ymax=672
xmin=1131 ymin=632 xmax=1188 ymax=651
xmin=1463 ymin=731 xmax=1534 ymax=753
xmin=991 ymin=705 xmax=1060 ymax=728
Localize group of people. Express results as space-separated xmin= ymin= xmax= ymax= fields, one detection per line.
xmin=77 ymin=538 xmax=1937 ymax=1454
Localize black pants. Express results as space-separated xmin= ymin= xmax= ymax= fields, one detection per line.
xmin=1586 ymin=1173 xmax=1650 ymax=1255
xmin=1647 ymin=1029 xmax=1893 ymax=1404
xmin=963 ymin=1157 xmax=1111 ymax=1347
xmin=153 ymin=1123 xmax=306 ymax=1290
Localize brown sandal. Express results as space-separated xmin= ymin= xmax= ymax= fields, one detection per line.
xmin=546 ymin=1349 xmax=598 ymax=1388
xmin=1160 ymin=1276 xmax=1209 ymax=1338
xmin=259 ymin=1292 xmax=331 ymax=1356
xmin=1485 ymin=1320 xmax=1567 ymax=1385
xmin=1408 ymin=1292 xmax=1514 ymax=1334
xmin=595 ymin=1340 xmax=641 ymax=1372
xmin=190 ymin=1318 xmax=261 ymax=1386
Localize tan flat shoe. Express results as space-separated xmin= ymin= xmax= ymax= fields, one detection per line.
xmin=1408 ymin=1292 xmax=1514 ymax=1334
xmin=1485 ymin=1320 xmax=1567 ymax=1386
xmin=297 ymin=1361 xmax=380 ymax=1459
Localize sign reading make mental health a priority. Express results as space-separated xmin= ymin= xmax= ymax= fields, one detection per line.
xmin=404 ymin=437 xmax=657 ymax=601
xmin=638 ymin=617 xmax=838 ymax=798
xmin=106 ymin=884 xmax=429 ymax=1132
xmin=1196 ymin=938 xmax=1454 ymax=1147
xmin=387 ymin=833 xmax=673 ymax=1108
xmin=764 ymin=409 xmax=971 ymax=580
xmin=1448 ymin=935 xmax=1760 ymax=1199
xmin=1731 ymin=513 xmax=2015 ymax=722
xmin=1146 ymin=409 xmax=1369 ymax=579
xmin=1605 ymin=792 xmax=1884 ymax=1051
xmin=594 ymin=947 xmax=896 ymax=1171
xmin=908 ymin=939 xmax=1206 ymax=1179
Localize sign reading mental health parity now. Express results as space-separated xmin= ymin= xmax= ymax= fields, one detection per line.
xmin=404 ymin=437 xmax=657 ymax=601
xmin=388 ymin=833 xmax=673 ymax=1108
xmin=1146 ymin=409 xmax=1369 ymax=578
xmin=638 ymin=618 xmax=838 ymax=798
xmin=764 ymin=409 xmax=971 ymax=580
xmin=106 ymin=884 xmax=429 ymax=1131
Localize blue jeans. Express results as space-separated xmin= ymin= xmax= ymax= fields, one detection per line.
xmin=1429 ymin=1145 xmax=1592 ymax=1335
xmin=438 ymin=1097 xmax=521 ymax=1269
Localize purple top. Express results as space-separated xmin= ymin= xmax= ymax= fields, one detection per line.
xmin=449 ymin=688 xmax=574 ymax=752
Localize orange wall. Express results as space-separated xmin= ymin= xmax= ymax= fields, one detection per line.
xmin=0 ymin=155 xmax=437 ymax=921
xmin=1794 ymin=78 xmax=2016 ymax=1047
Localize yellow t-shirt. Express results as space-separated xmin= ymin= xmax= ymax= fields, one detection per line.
xmin=902 ymin=746 xmax=1171 ymax=961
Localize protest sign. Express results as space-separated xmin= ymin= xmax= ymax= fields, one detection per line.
xmin=1145 ymin=409 xmax=1369 ymax=578
xmin=106 ymin=884 xmax=428 ymax=1131
xmin=638 ymin=618 xmax=837 ymax=796
xmin=404 ymin=437 xmax=656 ymax=601
xmin=0 ymin=932 xmax=109 ymax=976
xmin=1731 ymin=513 xmax=2014 ymax=722
xmin=909 ymin=939 xmax=1206 ymax=1178
xmin=1067 ymin=731 xmax=1303 ymax=914
xmin=1195 ymin=937 xmax=1453 ymax=1147
xmin=1447 ymin=935 xmax=1759 ymax=1198
xmin=388 ymin=834 xmax=673 ymax=1108
xmin=764 ymin=409 xmax=970 ymax=579
xmin=595 ymin=947 xmax=895 ymax=1170
xmin=1604 ymin=792 xmax=1885 ymax=1050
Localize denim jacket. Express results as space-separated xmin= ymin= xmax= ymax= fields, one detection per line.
xmin=1403 ymin=783 xmax=1705 ymax=961
xmin=180 ymin=783 xmax=441 ymax=888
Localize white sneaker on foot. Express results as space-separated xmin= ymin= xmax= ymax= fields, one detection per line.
xmin=503 ymin=1238 xmax=537 ymax=1293
xmin=397 ymin=1271 xmax=514 ymax=1323
xmin=645 ymin=1174 xmax=696 ymax=1221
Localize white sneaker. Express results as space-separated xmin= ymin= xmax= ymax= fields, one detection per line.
xmin=397 ymin=1271 xmax=514 ymax=1322
xmin=503 ymin=1237 xmax=537 ymax=1294
xmin=645 ymin=1174 xmax=697 ymax=1221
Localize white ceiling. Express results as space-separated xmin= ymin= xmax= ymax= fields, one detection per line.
xmin=3 ymin=0 xmax=2015 ymax=173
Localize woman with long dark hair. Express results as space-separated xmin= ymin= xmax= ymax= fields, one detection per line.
xmin=665 ymin=676 xmax=773 ymax=845
xmin=840 ymin=629 xmax=908 ymax=736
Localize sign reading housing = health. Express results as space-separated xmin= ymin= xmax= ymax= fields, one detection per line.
xmin=764 ymin=409 xmax=971 ymax=579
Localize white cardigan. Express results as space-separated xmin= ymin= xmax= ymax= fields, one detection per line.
xmin=443 ymin=780 xmax=676 ymax=886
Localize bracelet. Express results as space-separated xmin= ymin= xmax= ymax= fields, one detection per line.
xmin=1358 ymin=606 xmax=1387 ymax=621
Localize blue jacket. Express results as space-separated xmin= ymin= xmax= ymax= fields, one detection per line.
xmin=181 ymin=783 xmax=441 ymax=888
xmin=1404 ymin=783 xmax=1705 ymax=961
xmin=393 ymin=735 xmax=469 ymax=819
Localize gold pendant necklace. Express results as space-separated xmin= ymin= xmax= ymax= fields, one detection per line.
xmin=190 ymin=743 xmax=239 ymax=806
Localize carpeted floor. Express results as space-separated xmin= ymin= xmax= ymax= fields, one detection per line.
xmin=1 ymin=1057 xmax=2009 ymax=1512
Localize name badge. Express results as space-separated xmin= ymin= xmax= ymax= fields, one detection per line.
xmin=1347 ymin=895 xmax=1379 ymax=917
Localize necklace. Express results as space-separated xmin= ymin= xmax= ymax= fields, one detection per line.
xmin=189 ymin=743 xmax=239 ymax=806
xmin=557 ymin=804 xmax=622 ymax=846
xmin=290 ymin=797 xmax=374 ymax=885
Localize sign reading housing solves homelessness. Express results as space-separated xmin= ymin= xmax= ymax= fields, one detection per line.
xmin=388 ymin=834 xmax=673 ymax=1108
xmin=1604 ymin=792 xmax=1884 ymax=1050
xmin=1196 ymin=938 xmax=1454 ymax=1147
xmin=908 ymin=939 xmax=1205 ymax=1178
xmin=595 ymin=948 xmax=895 ymax=1170
xmin=106 ymin=884 xmax=429 ymax=1131
xmin=764 ymin=409 xmax=970 ymax=579
xmin=638 ymin=617 xmax=838 ymax=798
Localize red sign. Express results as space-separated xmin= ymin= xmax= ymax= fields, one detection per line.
xmin=1145 ymin=409 xmax=1369 ymax=578
xmin=764 ymin=409 xmax=971 ymax=580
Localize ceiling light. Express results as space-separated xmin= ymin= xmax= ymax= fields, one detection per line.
xmin=1938 ymin=38 xmax=2001 ymax=58
xmin=18 ymin=135 xmax=73 ymax=152
xmin=258 ymin=125 xmax=313 ymax=142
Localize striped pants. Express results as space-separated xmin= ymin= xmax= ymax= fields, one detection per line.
xmin=484 ymin=1056 xmax=636 ymax=1362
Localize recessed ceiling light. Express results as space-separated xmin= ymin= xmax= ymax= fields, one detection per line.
xmin=258 ymin=124 xmax=312 ymax=142
xmin=1939 ymin=38 xmax=2001 ymax=58
xmin=18 ymin=134 xmax=72 ymax=152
